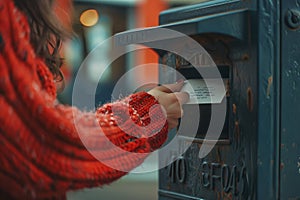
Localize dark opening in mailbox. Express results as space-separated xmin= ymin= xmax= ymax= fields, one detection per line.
xmin=114 ymin=0 xmax=300 ymax=199
xmin=160 ymin=35 xmax=231 ymax=142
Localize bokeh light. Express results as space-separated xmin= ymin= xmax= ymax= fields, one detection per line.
xmin=80 ymin=9 xmax=99 ymax=27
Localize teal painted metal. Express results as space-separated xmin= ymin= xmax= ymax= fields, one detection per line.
xmin=257 ymin=0 xmax=280 ymax=199
xmin=113 ymin=0 xmax=300 ymax=199
xmin=157 ymin=0 xmax=298 ymax=199
xmin=280 ymin=0 xmax=300 ymax=199
xmin=158 ymin=4 xmax=259 ymax=198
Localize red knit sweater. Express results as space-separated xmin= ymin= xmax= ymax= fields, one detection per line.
xmin=0 ymin=0 xmax=168 ymax=199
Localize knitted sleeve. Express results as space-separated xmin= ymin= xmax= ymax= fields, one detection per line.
xmin=0 ymin=0 xmax=168 ymax=199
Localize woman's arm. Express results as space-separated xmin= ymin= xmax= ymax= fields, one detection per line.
xmin=0 ymin=1 xmax=188 ymax=199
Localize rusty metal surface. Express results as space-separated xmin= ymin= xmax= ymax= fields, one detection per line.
xmin=157 ymin=0 xmax=296 ymax=199
xmin=158 ymin=1 xmax=258 ymax=199
xmin=158 ymin=30 xmax=257 ymax=199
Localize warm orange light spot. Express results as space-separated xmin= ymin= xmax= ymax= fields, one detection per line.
xmin=80 ymin=9 xmax=99 ymax=27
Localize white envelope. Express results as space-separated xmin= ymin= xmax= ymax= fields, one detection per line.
xmin=181 ymin=79 xmax=227 ymax=104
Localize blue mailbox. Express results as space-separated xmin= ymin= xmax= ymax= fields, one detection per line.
xmin=115 ymin=0 xmax=300 ymax=199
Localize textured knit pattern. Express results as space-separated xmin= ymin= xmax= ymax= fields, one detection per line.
xmin=0 ymin=0 xmax=168 ymax=199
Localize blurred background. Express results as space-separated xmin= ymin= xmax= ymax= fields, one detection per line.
xmin=55 ymin=0 xmax=209 ymax=199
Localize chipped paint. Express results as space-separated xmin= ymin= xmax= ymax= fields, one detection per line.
xmin=266 ymin=76 xmax=273 ymax=98
xmin=298 ymin=157 xmax=300 ymax=175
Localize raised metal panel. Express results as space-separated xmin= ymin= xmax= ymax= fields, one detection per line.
xmin=280 ymin=0 xmax=300 ymax=199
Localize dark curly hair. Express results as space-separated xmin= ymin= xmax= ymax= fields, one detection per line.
xmin=14 ymin=0 xmax=70 ymax=85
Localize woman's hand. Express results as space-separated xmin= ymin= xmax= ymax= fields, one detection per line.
xmin=148 ymin=81 xmax=189 ymax=130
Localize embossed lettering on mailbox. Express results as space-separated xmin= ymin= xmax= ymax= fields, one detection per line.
xmin=168 ymin=156 xmax=187 ymax=183
xmin=200 ymin=161 xmax=248 ymax=196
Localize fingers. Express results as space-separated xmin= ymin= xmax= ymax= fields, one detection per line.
xmin=156 ymin=80 xmax=185 ymax=93
xmin=167 ymin=118 xmax=179 ymax=130
xmin=174 ymin=92 xmax=190 ymax=105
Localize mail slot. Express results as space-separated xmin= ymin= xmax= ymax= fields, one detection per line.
xmin=114 ymin=0 xmax=300 ymax=199
xmin=160 ymin=37 xmax=231 ymax=142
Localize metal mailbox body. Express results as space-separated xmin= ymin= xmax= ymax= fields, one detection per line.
xmin=113 ymin=0 xmax=300 ymax=199
xmin=156 ymin=0 xmax=300 ymax=200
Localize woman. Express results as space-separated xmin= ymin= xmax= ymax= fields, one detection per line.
xmin=0 ymin=0 xmax=189 ymax=199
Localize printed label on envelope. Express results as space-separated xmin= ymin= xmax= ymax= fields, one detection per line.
xmin=181 ymin=79 xmax=227 ymax=104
